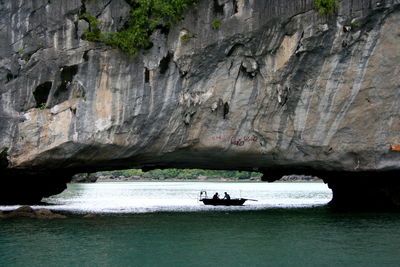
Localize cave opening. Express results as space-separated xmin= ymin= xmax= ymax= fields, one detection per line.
xmin=45 ymin=168 xmax=330 ymax=213
xmin=213 ymin=0 xmax=224 ymax=15
xmin=53 ymin=65 xmax=79 ymax=105
xmin=155 ymin=24 xmax=170 ymax=35
xmin=33 ymin=81 xmax=53 ymax=108
xmin=159 ymin=52 xmax=172 ymax=74
xmin=1 ymin=165 xmax=336 ymax=209
xmin=83 ymin=50 xmax=89 ymax=61
xmin=144 ymin=67 xmax=150 ymax=83
xmin=233 ymin=0 xmax=239 ymax=14
xmin=223 ymin=102 xmax=229 ymax=119
xmin=6 ymin=72 xmax=17 ymax=83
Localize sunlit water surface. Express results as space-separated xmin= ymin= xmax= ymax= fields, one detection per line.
xmin=1 ymin=181 xmax=332 ymax=213
xmin=2 ymin=182 xmax=400 ymax=266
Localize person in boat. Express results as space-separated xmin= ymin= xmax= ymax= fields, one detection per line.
xmin=223 ymin=192 xmax=231 ymax=200
xmin=213 ymin=192 xmax=220 ymax=200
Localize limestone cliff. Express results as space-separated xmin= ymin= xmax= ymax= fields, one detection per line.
xmin=1 ymin=0 xmax=400 ymax=208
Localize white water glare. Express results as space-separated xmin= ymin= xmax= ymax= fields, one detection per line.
xmin=0 ymin=182 xmax=332 ymax=213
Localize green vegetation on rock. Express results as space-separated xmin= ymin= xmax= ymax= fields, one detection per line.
xmin=180 ymin=33 xmax=195 ymax=44
xmin=38 ymin=103 xmax=47 ymax=110
xmin=81 ymin=0 xmax=197 ymax=55
xmin=313 ymin=0 xmax=339 ymax=16
xmin=96 ymin=168 xmax=261 ymax=179
xmin=349 ymin=22 xmax=362 ymax=29
xmin=211 ymin=18 xmax=222 ymax=29
xmin=79 ymin=13 xmax=102 ymax=41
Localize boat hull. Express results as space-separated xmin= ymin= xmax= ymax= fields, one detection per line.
xmin=200 ymin=198 xmax=247 ymax=206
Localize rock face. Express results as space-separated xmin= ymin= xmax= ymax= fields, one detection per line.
xmin=1 ymin=0 xmax=400 ymax=208
xmin=1 ymin=206 xmax=67 ymax=219
xmin=70 ymin=173 xmax=98 ymax=183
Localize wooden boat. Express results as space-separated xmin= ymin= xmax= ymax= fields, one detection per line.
xmin=200 ymin=198 xmax=247 ymax=206
xmin=199 ymin=191 xmax=255 ymax=206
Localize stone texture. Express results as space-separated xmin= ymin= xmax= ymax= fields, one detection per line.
xmin=35 ymin=208 xmax=67 ymax=219
xmin=1 ymin=206 xmax=67 ymax=219
xmin=1 ymin=0 xmax=400 ymax=207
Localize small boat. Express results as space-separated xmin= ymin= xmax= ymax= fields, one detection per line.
xmin=201 ymin=198 xmax=248 ymax=206
xmin=199 ymin=191 xmax=255 ymax=206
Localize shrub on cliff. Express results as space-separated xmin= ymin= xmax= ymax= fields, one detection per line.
xmin=314 ymin=0 xmax=339 ymax=16
xmin=80 ymin=13 xmax=103 ymax=42
xmin=81 ymin=0 xmax=197 ymax=55
xmin=211 ymin=18 xmax=222 ymax=29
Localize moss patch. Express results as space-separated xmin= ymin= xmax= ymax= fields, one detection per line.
xmin=180 ymin=33 xmax=195 ymax=44
xmin=211 ymin=18 xmax=222 ymax=29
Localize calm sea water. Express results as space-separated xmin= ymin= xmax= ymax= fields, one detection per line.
xmin=0 ymin=181 xmax=333 ymax=213
xmin=1 ymin=182 xmax=400 ymax=266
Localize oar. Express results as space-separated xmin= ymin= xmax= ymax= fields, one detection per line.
xmin=244 ymin=198 xmax=258 ymax=201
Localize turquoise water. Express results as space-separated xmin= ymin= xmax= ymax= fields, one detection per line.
xmin=2 ymin=182 xmax=400 ymax=266
xmin=2 ymin=209 xmax=400 ymax=266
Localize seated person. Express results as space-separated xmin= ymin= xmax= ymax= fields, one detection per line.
xmin=212 ymin=192 xmax=220 ymax=200
xmin=223 ymin=192 xmax=231 ymax=200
